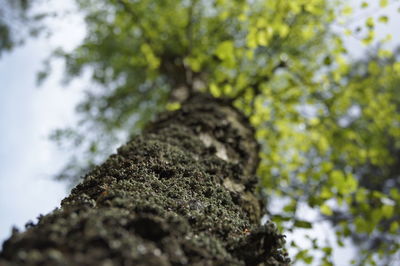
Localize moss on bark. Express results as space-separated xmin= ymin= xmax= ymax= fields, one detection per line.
xmin=0 ymin=94 xmax=289 ymax=265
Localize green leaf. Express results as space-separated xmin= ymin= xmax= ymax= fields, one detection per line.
xmin=342 ymin=6 xmax=353 ymax=16
xmin=321 ymin=204 xmax=333 ymax=216
xmin=257 ymin=30 xmax=268 ymax=46
xmin=380 ymin=0 xmax=389 ymax=7
xmin=378 ymin=15 xmax=389 ymax=23
xmin=362 ymin=31 xmax=375 ymax=45
xmin=320 ymin=187 xmax=333 ymax=199
xmin=366 ymin=17 xmax=374 ymax=28
xmin=355 ymin=189 xmax=367 ymax=202
xmin=215 ymin=40 xmax=234 ymax=60
xmin=344 ymin=173 xmax=358 ymax=194
xmin=283 ymin=201 xmax=297 ymax=213
xmin=390 ymin=222 xmax=399 ymax=233
xmin=166 ymin=102 xmax=181 ymax=111
xmin=209 ymin=83 xmax=221 ymax=97
xmin=355 ymin=217 xmax=368 ymax=233
xmin=322 ymin=247 xmax=333 ymax=256
xmin=273 ymin=215 xmax=291 ymax=222
xmin=381 ymin=204 xmax=394 ymax=219
xmin=294 ymin=220 xmax=313 ymax=229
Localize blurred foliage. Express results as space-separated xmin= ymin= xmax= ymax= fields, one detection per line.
xmin=6 ymin=0 xmax=400 ymax=265
xmin=0 ymin=0 xmax=51 ymax=56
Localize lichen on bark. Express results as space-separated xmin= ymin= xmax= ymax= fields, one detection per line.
xmin=0 ymin=94 xmax=289 ymax=265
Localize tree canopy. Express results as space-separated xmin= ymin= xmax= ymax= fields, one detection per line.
xmin=2 ymin=0 xmax=400 ymax=265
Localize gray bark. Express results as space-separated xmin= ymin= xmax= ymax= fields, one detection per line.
xmin=0 ymin=94 xmax=289 ymax=265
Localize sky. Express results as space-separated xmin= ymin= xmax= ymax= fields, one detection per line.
xmin=0 ymin=0 xmax=399 ymax=265
xmin=0 ymin=0 xmax=85 ymax=241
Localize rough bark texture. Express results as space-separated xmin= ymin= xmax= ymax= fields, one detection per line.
xmin=0 ymin=94 xmax=289 ymax=265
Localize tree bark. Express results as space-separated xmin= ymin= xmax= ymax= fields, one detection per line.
xmin=0 ymin=94 xmax=288 ymax=265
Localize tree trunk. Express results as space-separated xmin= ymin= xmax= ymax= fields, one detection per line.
xmin=0 ymin=94 xmax=288 ymax=265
